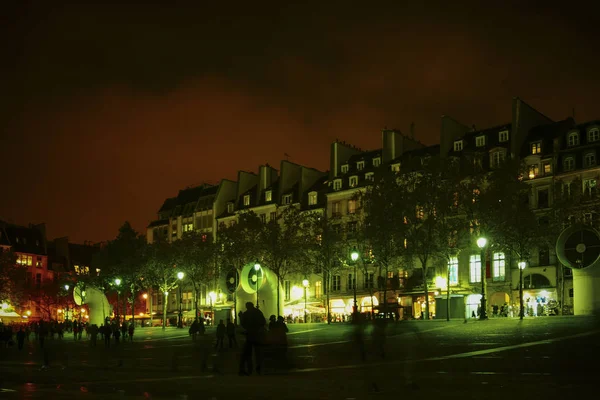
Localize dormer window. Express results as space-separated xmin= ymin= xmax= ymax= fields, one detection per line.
xmin=357 ymin=161 xmax=365 ymax=171
xmin=227 ymin=202 xmax=234 ymax=213
xmin=531 ymin=142 xmax=541 ymax=155
xmin=365 ymin=172 xmax=374 ymax=181
xmin=391 ymin=163 xmax=400 ymax=172
xmin=333 ymin=179 xmax=342 ymax=191
xmin=454 ymin=140 xmax=463 ymax=151
xmin=308 ymin=192 xmax=317 ymax=206
xmin=341 ymin=164 xmax=349 ymax=174
xmin=564 ymin=156 xmax=575 ymax=171
xmin=584 ymin=152 xmax=596 ymax=168
xmin=499 ymin=130 xmax=509 ymax=142
xmin=283 ymin=194 xmax=292 ymax=205
xmin=265 ymin=190 xmax=272 ymax=202
xmin=588 ymin=128 xmax=600 ymax=143
xmin=243 ymin=195 xmax=250 ymax=206
xmin=349 ymin=176 xmax=359 ymax=187
xmin=372 ymin=157 xmax=381 ymax=167
xmin=567 ymin=132 xmax=579 ymax=147
xmin=475 ymin=136 xmax=486 ymax=147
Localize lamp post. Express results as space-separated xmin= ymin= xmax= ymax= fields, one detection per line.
xmin=518 ymin=261 xmax=527 ymax=320
xmin=177 ymin=272 xmax=184 ymax=328
xmin=114 ymin=278 xmax=122 ymax=323
xmin=476 ymin=238 xmax=488 ymax=320
xmin=64 ymin=284 xmax=70 ymax=322
xmin=254 ymin=261 xmax=261 ymax=309
xmin=350 ymin=247 xmax=359 ymax=319
xmin=142 ymin=293 xmax=148 ymax=328
xmin=302 ymin=278 xmax=309 ymax=323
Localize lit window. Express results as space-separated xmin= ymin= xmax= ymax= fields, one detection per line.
xmin=531 ymin=142 xmax=541 ymax=154
xmin=499 ymin=130 xmax=509 ymax=142
xmin=588 ymin=128 xmax=600 ymax=143
xmin=563 ymin=157 xmax=575 ymax=171
xmin=476 ymin=136 xmax=486 ymax=147
xmin=265 ymin=191 xmax=272 ymax=202
xmin=227 ymin=203 xmax=234 ymax=213
xmin=454 ymin=140 xmax=463 ymax=151
xmin=349 ymin=176 xmax=359 ymax=187
xmin=283 ymin=194 xmax=292 ymax=205
xmin=373 ymin=157 xmax=381 ymax=167
xmin=348 ymin=200 xmax=356 ymax=214
xmin=365 ymin=172 xmax=374 ymax=181
xmin=332 ymin=201 xmax=341 ymax=216
xmin=308 ymin=192 xmax=317 ymax=206
xmin=492 ymin=252 xmax=505 ymax=281
xmin=491 ymin=150 xmax=505 ymax=168
xmin=567 ymin=132 xmax=579 ymax=147
xmin=243 ymin=195 xmax=250 ymax=206
xmin=448 ymin=257 xmax=459 ymax=286
xmin=584 ymin=179 xmax=597 ymax=196
xmin=357 ymin=161 xmax=365 ymax=171
xmin=391 ymin=164 xmax=400 ymax=172
xmin=528 ymin=164 xmax=539 ymax=179
xmin=333 ymin=179 xmax=342 ymax=191
xmin=584 ymin=152 xmax=596 ymax=168
xmin=341 ymin=164 xmax=349 ymax=174
xmin=469 ymin=255 xmax=482 ymax=283
xmin=543 ymin=162 xmax=552 ymax=174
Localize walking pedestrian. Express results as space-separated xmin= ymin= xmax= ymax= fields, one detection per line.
xmin=238 ymin=302 xmax=266 ymax=376
xmin=226 ymin=319 xmax=237 ymax=348
xmin=215 ymin=319 xmax=225 ymax=350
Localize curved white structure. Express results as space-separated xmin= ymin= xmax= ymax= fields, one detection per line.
xmin=73 ymin=283 xmax=112 ymax=326
xmin=236 ymin=263 xmax=283 ymax=320
xmin=573 ymin=266 xmax=600 ymax=316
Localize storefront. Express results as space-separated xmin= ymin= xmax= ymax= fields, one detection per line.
xmin=521 ymin=288 xmax=558 ymax=316
xmin=466 ymin=294 xmax=482 ymax=319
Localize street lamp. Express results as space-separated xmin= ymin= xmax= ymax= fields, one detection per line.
xmin=476 ymin=237 xmax=488 ymax=320
xmin=350 ymin=247 xmax=359 ymax=319
xmin=254 ymin=261 xmax=262 ymax=309
xmin=302 ymin=278 xmax=309 ymax=323
xmin=64 ymin=284 xmax=70 ymax=321
xmin=518 ymin=261 xmax=527 ymax=320
xmin=114 ymin=278 xmax=122 ymax=323
xmin=177 ymin=271 xmax=185 ymax=328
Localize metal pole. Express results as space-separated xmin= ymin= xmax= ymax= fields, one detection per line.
xmin=519 ymin=267 xmax=524 ymax=320
xmin=304 ymin=286 xmax=307 ymax=323
xmin=178 ymin=284 xmax=183 ymax=328
xmin=256 ymin=271 xmax=260 ymax=309
xmin=353 ymin=262 xmax=357 ymax=317
xmin=479 ymin=248 xmax=488 ymax=320
xmin=117 ymin=291 xmax=120 ymax=323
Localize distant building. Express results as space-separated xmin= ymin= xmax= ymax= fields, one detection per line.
xmin=0 ymin=220 xmax=49 ymax=319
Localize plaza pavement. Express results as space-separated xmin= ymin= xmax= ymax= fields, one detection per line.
xmin=0 ymin=316 xmax=599 ymax=399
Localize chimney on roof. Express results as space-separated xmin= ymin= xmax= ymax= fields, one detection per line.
xmin=410 ymin=122 xmax=415 ymax=139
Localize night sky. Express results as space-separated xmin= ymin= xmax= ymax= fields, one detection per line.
xmin=1 ymin=2 xmax=599 ymax=243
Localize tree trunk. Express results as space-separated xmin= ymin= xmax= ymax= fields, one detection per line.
xmin=383 ymin=265 xmax=388 ymax=319
xmin=423 ymin=266 xmax=430 ymax=320
xmin=194 ymin=286 xmax=199 ymax=323
xmin=325 ymin=270 xmax=330 ymax=324
xmin=162 ymin=292 xmax=168 ymax=330
xmin=276 ymin=274 xmax=281 ymax=317
xmin=148 ymin=289 xmax=153 ymax=327
xmin=446 ymin=263 xmax=450 ymax=321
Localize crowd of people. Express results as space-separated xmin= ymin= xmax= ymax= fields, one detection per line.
xmin=0 ymin=318 xmax=136 ymax=350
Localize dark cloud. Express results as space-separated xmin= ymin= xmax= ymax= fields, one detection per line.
xmin=1 ymin=2 xmax=599 ymax=242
